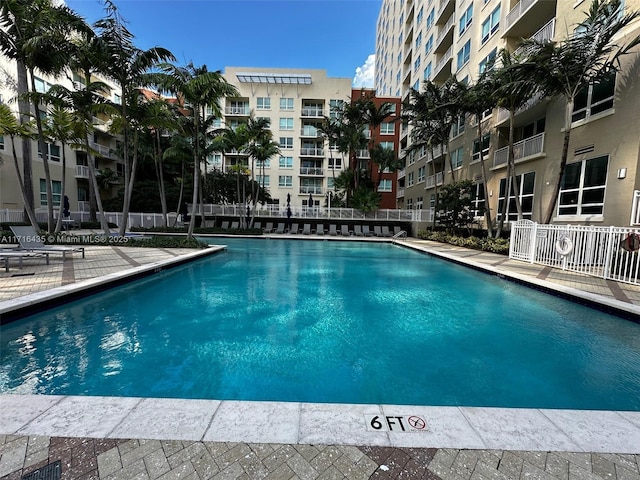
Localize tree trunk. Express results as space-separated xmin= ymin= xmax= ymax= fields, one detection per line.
xmin=17 ymin=61 xmax=34 ymax=218
xmin=508 ymin=110 xmax=523 ymax=219
xmin=543 ymin=102 xmax=573 ymax=224
xmin=154 ymin=131 xmax=168 ymax=226
xmin=84 ymin=137 xmax=110 ymax=235
xmin=10 ymin=135 xmax=40 ymax=230
xmin=54 ymin=147 xmax=67 ymax=234
xmin=187 ymin=109 xmax=200 ymax=239
xmin=476 ymin=119 xmax=494 ymax=238
xmin=119 ymin=129 xmax=139 ymax=236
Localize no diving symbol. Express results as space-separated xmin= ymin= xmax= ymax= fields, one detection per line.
xmin=407 ymin=416 xmax=426 ymax=431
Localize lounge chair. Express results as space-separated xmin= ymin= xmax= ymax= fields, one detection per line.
xmin=393 ymin=226 xmax=402 ymax=236
xmin=221 ymin=221 xmax=230 ymax=229
xmin=302 ymin=224 xmax=312 ymax=235
xmin=315 ymin=225 xmax=325 ymax=235
xmin=275 ymin=223 xmax=286 ymax=234
xmin=253 ymin=221 xmax=261 ymax=230
xmin=263 ymin=222 xmax=274 ymax=233
xmin=340 ymin=225 xmax=351 ymax=236
xmin=362 ymin=225 xmax=373 ymax=237
xmin=288 ymin=223 xmax=299 ymax=234
xmin=354 ymin=225 xmax=364 ymax=236
xmin=230 ymin=221 xmax=239 ymax=229
xmin=381 ymin=226 xmax=392 ymax=237
xmin=0 ymin=250 xmax=50 ymax=272
xmin=9 ymin=226 xmax=85 ymax=259
xmin=373 ymin=226 xmax=383 ymax=236
xmin=328 ymin=224 xmax=338 ymax=236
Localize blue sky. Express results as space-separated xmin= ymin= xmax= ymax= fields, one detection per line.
xmin=65 ymin=0 xmax=380 ymax=87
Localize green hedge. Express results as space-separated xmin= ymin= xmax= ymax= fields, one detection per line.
xmin=417 ymin=230 xmax=510 ymax=255
xmin=131 ymin=226 xmax=263 ymax=235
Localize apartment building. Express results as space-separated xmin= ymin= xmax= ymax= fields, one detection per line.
xmin=0 ymin=57 xmax=123 ymax=214
xmin=376 ymin=0 xmax=640 ymax=228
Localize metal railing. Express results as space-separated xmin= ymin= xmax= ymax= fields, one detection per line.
xmin=434 ymin=45 xmax=454 ymax=77
xmin=300 ymin=148 xmax=324 ymax=156
xmin=425 ymin=171 xmax=444 ymax=189
xmin=435 ymin=14 xmax=455 ymax=49
xmin=225 ymin=107 xmax=250 ymax=115
xmin=510 ymin=220 xmax=640 ymax=285
xmin=75 ymin=165 xmax=90 ymax=178
xmin=514 ymin=18 xmax=556 ymax=56
xmin=299 ymin=167 xmax=324 ymax=176
xmin=301 ymin=108 xmax=324 ymax=117
xmin=493 ymin=132 xmax=545 ymax=167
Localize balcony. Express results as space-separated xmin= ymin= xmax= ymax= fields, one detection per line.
xmin=299 ymin=167 xmax=324 ymax=176
xmin=300 ymin=147 xmax=324 ymax=157
xmin=427 ymin=144 xmax=447 ymax=163
xmin=425 ymin=171 xmax=444 ymax=189
xmin=434 ymin=0 xmax=454 ymax=25
xmin=300 ymin=126 xmax=322 ymax=138
xmin=88 ymin=140 xmax=117 ymax=160
xmin=504 ymin=0 xmax=557 ymax=39
xmin=495 ymin=91 xmax=546 ymax=126
xmin=356 ymin=149 xmax=371 ymax=159
xmin=224 ymin=106 xmax=250 ymax=116
xmin=432 ymin=45 xmax=453 ymax=83
xmin=299 ymin=186 xmax=324 ymax=195
xmin=396 ymin=187 xmax=405 ymax=199
xmin=397 ymin=168 xmax=406 ymax=180
xmin=493 ymin=132 xmax=545 ymax=168
xmin=434 ymin=14 xmax=455 ymax=53
xmin=75 ymin=165 xmax=90 ymax=179
xmin=514 ymin=18 xmax=556 ymax=56
xmin=226 ymin=148 xmax=249 ymax=156
xmin=92 ymin=116 xmax=110 ymax=132
xmin=301 ymin=107 xmax=324 ymax=118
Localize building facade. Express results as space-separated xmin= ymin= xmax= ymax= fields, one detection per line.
xmin=376 ymin=0 xmax=640 ymax=228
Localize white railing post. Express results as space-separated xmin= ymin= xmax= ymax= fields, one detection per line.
xmin=529 ymin=221 xmax=537 ymax=263
xmin=603 ymin=225 xmax=616 ymax=280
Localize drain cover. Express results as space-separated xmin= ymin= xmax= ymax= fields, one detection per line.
xmin=22 ymin=461 xmax=61 ymax=480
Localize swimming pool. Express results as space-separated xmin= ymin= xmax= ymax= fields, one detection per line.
xmin=1 ymin=238 xmax=640 ymax=410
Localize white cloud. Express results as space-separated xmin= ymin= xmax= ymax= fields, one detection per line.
xmin=353 ymin=54 xmax=375 ymax=88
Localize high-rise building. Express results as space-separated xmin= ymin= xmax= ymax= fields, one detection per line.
xmin=376 ymin=0 xmax=640 ymax=228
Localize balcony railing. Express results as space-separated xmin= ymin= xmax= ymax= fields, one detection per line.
xmin=396 ymin=187 xmax=405 ymax=198
xmin=496 ymin=91 xmax=545 ymax=124
xmin=427 ymin=144 xmax=447 ymax=162
xmin=433 ymin=45 xmax=453 ymax=78
xmin=299 ymin=167 xmax=324 ymax=176
xmin=506 ymin=0 xmax=552 ymax=32
xmin=299 ymin=186 xmax=324 ymax=195
xmin=300 ymin=127 xmax=321 ymax=137
xmin=514 ymin=18 xmax=556 ymax=56
xmin=493 ymin=132 xmax=545 ymax=167
xmin=425 ymin=172 xmax=444 ymax=189
xmin=75 ymin=165 xmax=90 ymax=178
xmin=397 ymin=168 xmax=406 ymax=180
xmin=225 ymin=106 xmax=250 ymax=115
xmin=301 ymin=107 xmax=324 ymax=117
xmin=89 ymin=140 xmax=116 ymax=159
xmin=356 ymin=149 xmax=371 ymax=159
xmin=300 ymin=147 xmax=324 ymax=156
xmin=434 ymin=14 xmax=455 ymax=51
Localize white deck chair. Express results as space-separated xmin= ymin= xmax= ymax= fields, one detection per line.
xmin=10 ymin=226 xmax=85 ymax=259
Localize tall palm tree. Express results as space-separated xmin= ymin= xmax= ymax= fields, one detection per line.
xmin=0 ymin=0 xmax=89 ymax=231
xmin=154 ymin=62 xmax=238 ymax=238
xmin=521 ymin=0 xmax=640 ymax=223
xmin=94 ymin=0 xmax=175 ymax=235
xmin=0 ymin=104 xmax=39 ymax=229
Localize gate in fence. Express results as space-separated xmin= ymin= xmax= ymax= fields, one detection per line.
xmin=509 ymin=220 xmax=640 ymax=285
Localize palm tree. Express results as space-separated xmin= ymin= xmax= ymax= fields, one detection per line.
xmin=154 ymin=62 xmax=238 ymax=238
xmin=94 ymin=0 xmax=175 ymax=236
xmin=521 ymin=0 xmax=640 ymax=223
xmin=0 ymin=0 xmax=89 ymax=231
xmin=0 ymin=104 xmax=39 ymax=229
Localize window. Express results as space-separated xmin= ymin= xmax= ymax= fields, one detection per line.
xmin=459 ymin=5 xmax=473 ymax=36
xmin=415 ymin=32 xmax=422 ymax=50
xmin=279 ymin=118 xmax=294 ymax=130
xmin=424 ymin=35 xmax=433 ymax=54
xmin=558 ymin=155 xmax=608 ymax=216
xmin=423 ymin=62 xmax=432 ymax=81
xmin=328 ymin=157 xmax=342 ymax=169
xmin=481 ymin=6 xmax=501 ymax=44
xmin=388 ymin=103 xmax=397 ymax=115
xmin=207 ymin=153 xmax=222 ymax=168
xmin=257 ymin=97 xmax=271 ymax=110
xmin=280 ymin=98 xmax=294 ymax=110
xmin=472 ymin=134 xmax=490 ymax=161
xmin=498 ymin=171 xmax=535 ymax=221
xmin=450 ymin=146 xmax=464 ymax=169
xmin=572 ymin=74 xmax=615 ymax=123
xmin=418 ymin=166 xmax=425 ymax=182
xmin=414 ymin=55 xmax=421 ymax=71
xmin=416 ymin=197 xmax=423 ymax=209
xmin=451 ymin=115 xmax=465 ymax=137
xmin=426 ymin=8 xmax=435 ymax=29
xmin=279 ymin=137 xmax=293 ymax=149
xmin=113 ymin=93 xmax=122 ymax=105
xmin=330 ymin=99 xmax=344 ymax=119
xmin=378 ymin=179 xmax=393 ymax=192
xmin=327 ymin=177 xmax=335 ymax=189
xmin=379 ymin=141 xmax=394 ymax=150
xmin=0 ymin=135 xmax=4 ymax=150
xmin=39 ymin=179 xmax=62 ymax=206
xmin=416 ymin=6 xmax=424 ymax=24
xmin=38 ymin=142 xmax=61 ymax=162
xmin=408 ymin=171 xmax=415 ymax=186
xmin=380 ymin=122 xmax=395 ymax=135
xmin=278 ymin=175 xmax=293 ymax=187
xmin=256 ymin=175 xmax=270 ymax=187
xmin=479 ymin=48 xmax=497 ymax=74
xmin=471 ymin=183 xmax=485 ymax=217
xmin=257 ymin=159 xmax=271 ymax=168
xmin=256 ymin=116 xmax=271 ymax=127
xmin=457 ymin=40 xmax=471 ymax=70
xmin=279 ymin=156 xmax=293 ymax=168
xmin=34 ymin=77 xmax=53 ymax=93
xmin=413 ymin=79 xmax=420 ymax=91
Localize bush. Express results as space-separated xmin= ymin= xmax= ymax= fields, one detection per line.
xmin=417 ymin=230 xmax=510 ymax=255
xmin=131 ymin=226 xmax=263 ymax=235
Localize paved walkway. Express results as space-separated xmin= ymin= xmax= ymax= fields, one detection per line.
xmin=1 ymin=234 xmax=640 ymax=480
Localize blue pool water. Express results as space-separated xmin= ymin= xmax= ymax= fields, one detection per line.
xmin=1 ymin=238 xmax=640 ymax=410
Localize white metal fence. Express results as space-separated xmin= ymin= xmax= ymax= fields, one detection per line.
xmin=510 ymin=220 xmax=640 ymax=285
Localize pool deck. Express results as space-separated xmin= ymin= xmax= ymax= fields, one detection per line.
xmin=1 ymin=234 xmax=640 ymax=480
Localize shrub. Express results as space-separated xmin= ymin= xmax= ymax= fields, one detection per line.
xmin=417 ymin=230 xmax=509 ymax=255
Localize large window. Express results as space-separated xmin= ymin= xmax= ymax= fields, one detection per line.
xmin=38 ymin=142 xmax=61 ymax=162
xmin=279 ymin=137 xmax=293 ymax=149
xmin=423 ymin=62 xmax=432 ymax=81
xmin=279 ymin=156 xmax=293 ymax=168
xmin=407 ymin=171 xmax=414 ymax=186
xmin=481 ymin=6 xmax=501 ymax=44
xmin=479 ymin=48 xmax=497 ymax=74
xmin=280 ymin=98 xmax=294 ymax=110
xmin=472 ymin=134 xmax=490 ymax=162
xmin=572 ymin=74 xmax=616 ymax=123
xmin=424 ymin=35 xmax=433 ymax=54
xmin=498 ymin=171 xmax=535 ymax=221
xmin=279 ymin=118 xmax=294 ymax=130
xmin=426 ymin=8 xmax=435 ymax=29
xmin=457 ymin=40 xmax=471 ymax=70
xmin=34 ymin=77 xmax=53 ymax=93
xmin=450 ymin=146 xmax=464 ymax=169
xmin=256 ymin=175 xmax=270 ymax=187
xmin=558 ymin=155 xmax=608 ymax=216
xmin=256 ymin=97 xmax=271 ymax=110
xmin=328 ymin=157 xmax=342 ymax=169
xmin=451 ymin=115 xmax=465 ymax=137
xmin=379 ymin=141 xmax=394 ymax=150
xmin=278 ymin=175 xmax=292 ymax=187
xmin=39 ymin=179 xmax=62 ymax=206
xmin=380 ymin=122 xmax=395 ymax=135
xmin=418 ymin=166 xmax=425 ymax=183
xmin=378 ymin=179 xmax=393 ymax=192
xmin=471 ymin=183 xmax=485 ymax=218
xmin=459 ymin=5 xmax=473 ymax=36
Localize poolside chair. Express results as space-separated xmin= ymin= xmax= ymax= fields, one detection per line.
xmin=373 ymin=226 xmax=383 ymax=237
xmin=362 ymin=225 xmax=373 ymax=237
xmin=393 ymin=226 xmax=402 ymax=236
xmin=302 ymin=224 xmax=312 ymax=235
xmin=221 ymin=221 xmax=230 ymax=229
xmin=9 ymin=226 xmax=85 ymax=260
xmin=253 ymin=221 xmax=261 ymax=230
xmin=263 ymin=222 xmax=274 ymax=233
xmin=230 ymin=221 xmax=239 ymax=229
xmin=288 ymin=223 xmax=299 ymax=234
xmin=315 ymin=225 xmax=325 ymax=235
xmin=381 ymin=226 xmax=392 ymax=237
xmin=328 ymin=224 xmax=338 ymax=236
xmin=0 ymin=250 xmax=50 ymax=272
xmin=340 ymin=225 xmax=351 ymax=236
xmin=354 ymin=225 xmax=364 ymax=237
xmin=275 ymin=223 xmax=286 ymax=234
